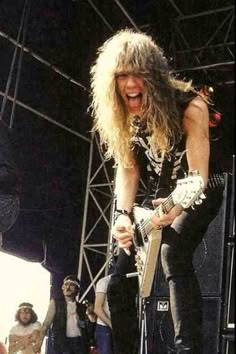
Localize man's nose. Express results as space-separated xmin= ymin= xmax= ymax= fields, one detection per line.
xmin=126 ymin=75 xmax=137 ymax=86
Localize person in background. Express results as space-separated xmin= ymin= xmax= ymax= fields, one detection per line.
xmin=37 ymin=275 xmax=95 ymax=354
xmin=90 ymin=29 xmax=224 ymax=354
xmin=94 ymin=275 xmax=114 ymax=354
xmin=85 ymin=302 xmax=97 ymax=353
xmin=8 ymin=302 xmax=41 ymax=354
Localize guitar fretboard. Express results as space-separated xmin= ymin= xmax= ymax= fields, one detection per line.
xmin=139 ymin=194 xmax=174 ymax=235
xmin=161 ymin=195 xmax=174 ymax=214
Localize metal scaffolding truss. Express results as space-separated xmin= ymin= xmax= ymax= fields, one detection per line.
xmin=77 ymin=132 xmax=115 ymax=301
xmin=77 ymin=132 xmax=148 ymax=302
xmin=169 ymin=5 xmax=234 ymax=84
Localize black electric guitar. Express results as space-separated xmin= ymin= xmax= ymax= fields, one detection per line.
xmin=132 ymin=170 xmax=205 ymax=298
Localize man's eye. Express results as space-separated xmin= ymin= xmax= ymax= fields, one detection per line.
xmin=116 ymin=74 xmax=128 ymax=79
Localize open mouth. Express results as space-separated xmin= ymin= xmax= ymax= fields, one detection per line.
xmin=126 ymin=93 xmax=142 ymax=108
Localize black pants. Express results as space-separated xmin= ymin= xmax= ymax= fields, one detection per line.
xmin=61 ymin=336 xmax=86 ymax=354
xmin=107 ymin=257 xmax=139 ymax=354
xmin=107 ymin=188 xmax=223 ymax=354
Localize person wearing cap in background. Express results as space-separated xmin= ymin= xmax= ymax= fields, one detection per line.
xmin=37 ymin=275 xmax=95 ymax=354
xmin=8 ymin=302 xmax=41 ymax=354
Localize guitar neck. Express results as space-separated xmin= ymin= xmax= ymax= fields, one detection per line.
xmin=154 ymin=194 xmax=175 ymax=217
xmin=142 ymin=194 xmax=175 ymax=235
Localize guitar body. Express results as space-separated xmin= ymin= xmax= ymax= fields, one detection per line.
xmin=131 ymin=171 xmax=205 ymax=298
xmin=133 ymin=205 xmax=162 ymax=298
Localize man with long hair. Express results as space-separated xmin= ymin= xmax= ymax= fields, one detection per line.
xmin=8 ymin=302 xmax=41 ymax=354
xmin=90 ymin=29 xmax=223 ymax=354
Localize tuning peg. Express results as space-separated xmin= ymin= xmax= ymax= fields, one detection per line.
xmin=138 ymin=266 xmax=143 ymax=274
xmin=200 ymin=193 xmax=206 ymax=199
xmin=195 ymin=199 xmax=203 ymax=205
xmin=135 ymin=263 xmax=142 ymax=273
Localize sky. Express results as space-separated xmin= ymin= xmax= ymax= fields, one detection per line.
xmin=0 ymin=251 xmax=50 ymax=352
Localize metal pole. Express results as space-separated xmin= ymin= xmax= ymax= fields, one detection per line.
xmin=77 ymin=133 xmax=94 ymax=280
xmin=0 ymin=90 xmax=91 ymax=142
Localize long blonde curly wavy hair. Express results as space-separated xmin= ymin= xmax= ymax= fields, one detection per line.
xmin=90 ymin=29 xmax=194 ymax=166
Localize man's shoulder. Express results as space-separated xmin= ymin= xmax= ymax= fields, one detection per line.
xmin=53 ymin=297 xmax=65 ymax=306
xmin=9 ymin=322 xmax=40 ymax=336
xmin=185 ymin=95 xmax=208 ymax=114
xmin=31 ymin=321 xmax=41 ymax=330
xmin=96 ymin=275 xmax=111 ymax=292
xmin=9 ymin=323 xmax=20 ymax=334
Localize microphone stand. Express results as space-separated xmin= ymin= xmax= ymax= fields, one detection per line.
xmin=126 ymin=272 xmax=148 ymax=354
xmin=139 ymin=296 xmax=148 ymax=354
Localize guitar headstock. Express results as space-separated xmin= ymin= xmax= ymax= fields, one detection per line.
xmin=172 ymin=171 xmax=205 ymax=210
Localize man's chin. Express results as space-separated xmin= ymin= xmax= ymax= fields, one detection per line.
xmin=64 ymin=292 xmax=75 ymax=297
xmin=128 ymin=106 xmax=142 ymax=115
xmin=19 ymin=321 xmax=31 ymax=326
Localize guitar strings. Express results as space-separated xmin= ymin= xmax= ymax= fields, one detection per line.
xmin=138 ymin=180 xmax=203 ymax=235
xmin=137 ymin=194 xmax=174 ymax=235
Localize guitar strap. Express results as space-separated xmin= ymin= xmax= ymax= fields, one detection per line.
xmin=148 ymin=152 xmax=177 ymax=201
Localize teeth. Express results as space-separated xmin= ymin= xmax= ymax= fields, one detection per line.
xmin=127 ymin=93 xmax=140 ymax=98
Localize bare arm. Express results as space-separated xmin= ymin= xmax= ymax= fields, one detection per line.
xmin=112 ymin=159 xmax=140 ymax=249
xmin=9 ymin=334 xmax=28 ymax=354
xmin=94 ymin=292 xmax=112 ymax=328
xmin=29 ymin=329 xmax=41 ymax=343
xmin=183 ymin=96 xmax=210 ymax=187
xmin=40 ymin=299 xmax=56 ymax=335
xmin=86 ymin=304 xmax=97 ymax=323
xmin=115 ymin=161 xmax=140 ymax=212
xmin=8 ymin=331 xmax=40 ymax=354
xmin=35 ymin=299 xmax=56 ymax=351
xmin=151 ymin=96 xmax=210 ymax=228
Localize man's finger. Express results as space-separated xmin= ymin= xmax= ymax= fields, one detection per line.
xmin=152 ymin=197 xmax=167 ymax=206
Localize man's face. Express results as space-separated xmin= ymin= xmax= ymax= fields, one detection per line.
xmin=18 ymin=309 xmax=32 ymax=326
xmin=62 ymin=280 xmax=78 ymax=298
xmin=115 ymin=72 xmax=145 ymax=115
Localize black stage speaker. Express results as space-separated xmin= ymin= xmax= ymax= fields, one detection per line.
xmin=221 ymin=332 xmax=235 ymax=354
xmin=146 ymin=296 xmax=222 ymax=354
xmin=144 ymin=175 xmax=232 ymax=353
xmin=223 ymin=241 xmax=235 ymax=330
